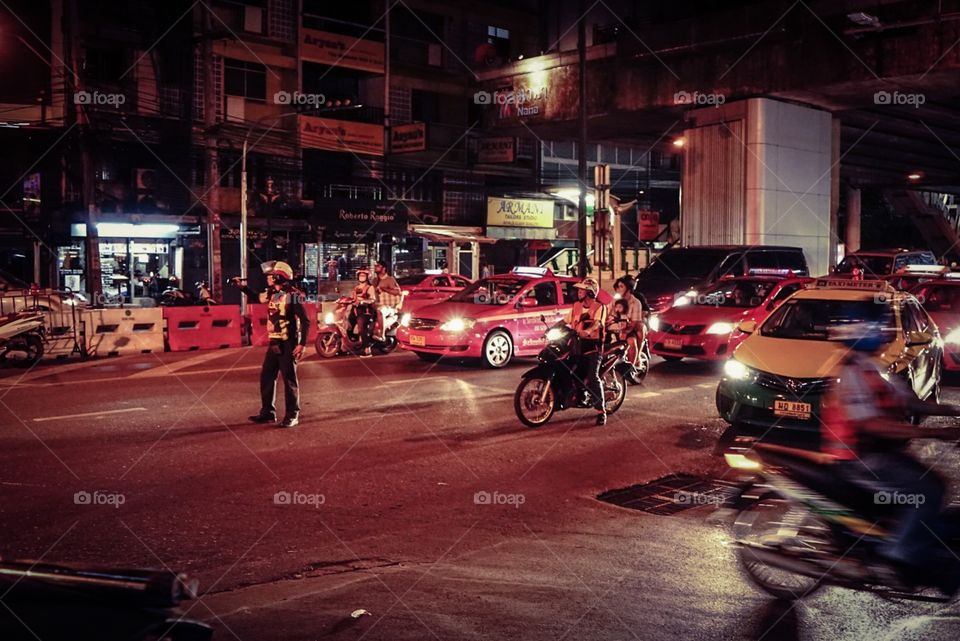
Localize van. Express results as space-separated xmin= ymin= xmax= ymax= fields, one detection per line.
xmin=634 ymin=245 xmax=809 ymax=311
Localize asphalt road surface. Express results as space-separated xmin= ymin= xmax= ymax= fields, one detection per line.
xmin=1 ymin=348 xmax=959 ymax=640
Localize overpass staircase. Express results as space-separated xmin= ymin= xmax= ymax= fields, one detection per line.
xmin=884 ymin=190 xmax=960 ymax=262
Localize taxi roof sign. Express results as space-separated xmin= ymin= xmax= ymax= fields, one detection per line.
xmin=895 ymin=264 xmax=947 ymax=275
xmin=813 ymin=278 xmax=894 ymax=292
xmin=511 ymin=266 xmax=552 ymax=277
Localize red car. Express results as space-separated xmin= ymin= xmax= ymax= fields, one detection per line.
xmin=397 ymin=271 xmax=472 ymax=316
xmin=397 ymin=267 xmax=580 ymax=368
xmin=647 ymin=274 xmax=811 ymax=361
xmin=884 ymin=264 xmax=949 ymax=291
xmin=913 ymin=278 xmax=960 ymax=371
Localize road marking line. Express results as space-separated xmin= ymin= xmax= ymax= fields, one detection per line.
xmin=698 ymin=383 xmax=716 ymax=388
xmin=128 ymin=350 xmax=233 ymax=378
xmin=33 ymin=407 xmax=148 ymax=423
xmin=661 ymin=386 xmax=693 ymax=393
xmin=635 ymin=391 xmax=662 ymax=398
xmin=385 ymin=376 xmax=450 ymax=385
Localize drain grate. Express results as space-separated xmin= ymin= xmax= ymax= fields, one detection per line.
xmin=597 ymin=473 xmax=741 ymax=516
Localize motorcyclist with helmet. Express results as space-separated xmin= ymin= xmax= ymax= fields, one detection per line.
xmin=567 ymin=277 xmax=608 ymax=426
xmin=821 ymin=320 xmax=960 ymax=592
xmin=350 ymin=268 xmax=377 ymax=356
xmin=230 ymin=261 xmax=309 ymax=428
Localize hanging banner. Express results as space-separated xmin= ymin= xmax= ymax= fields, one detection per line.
xmin=390 ymin=122 xmax=426 ymax=153
xmin=638 ymin=210 xmax=661 ymax=241
xmin=301 ymin=28 xmax=385 ymax=74
xmin=486 ymin=197 xmax=554 ymax=229
xmin=477 ymin=137 xmax=515 ymax=163
xmin=299 ymin=115 xmax=384 ymax=156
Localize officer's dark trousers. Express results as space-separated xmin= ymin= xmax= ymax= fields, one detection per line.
xmin=260 ymin=340 xmax=300 ymax=418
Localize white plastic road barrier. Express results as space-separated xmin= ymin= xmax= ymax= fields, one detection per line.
xmin=84 ymin=308 xmax=165 ymax=356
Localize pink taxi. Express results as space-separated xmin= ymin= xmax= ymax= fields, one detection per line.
xmin=397 ymin=267 xmax=580 ymax=368
xmin=912 ymin=277 xmax=960 ymax=371
xmin=648 ymin=273 xmax=811 ymax=362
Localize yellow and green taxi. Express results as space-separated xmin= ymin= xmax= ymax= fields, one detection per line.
xmin=716 ymin=279 xmax=942 ymax=432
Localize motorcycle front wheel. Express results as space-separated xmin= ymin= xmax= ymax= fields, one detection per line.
xmin=514 ymin=376 xmax=556 ymax=428
xmin=315 ymin=332 xmax=341 ymax=358
xmin=733 ymin=487 xmax=825 ymax=600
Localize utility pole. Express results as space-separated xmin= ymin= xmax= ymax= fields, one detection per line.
xmin=577 ymin=0 xmax=588 ymax=278
xmin=202 ymin=7 xmax=223 ymax=299
xmin=66 ymin=0 xmax=102 ymax=304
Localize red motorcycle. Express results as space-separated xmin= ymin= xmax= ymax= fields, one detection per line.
xmin=315 ymin=297 xmax=399 ymax=357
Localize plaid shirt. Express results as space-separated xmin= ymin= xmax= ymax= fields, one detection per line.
xmin=374 ymin=274 xmax=402 ymax=307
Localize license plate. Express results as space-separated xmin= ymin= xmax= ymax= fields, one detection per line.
xmin=410 ymin=335 xmax=425 ymax=347
xmin=664 ymin=338 xmax=683 ymax=350
xmin=773 ymin=400 xmax=812 ymax=419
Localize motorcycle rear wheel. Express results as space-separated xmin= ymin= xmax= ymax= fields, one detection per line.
xmin=374 ymin=336 xmax=398 ymax=354
xmin=316 ymin=333 xmax=341 ymax=358
xmin=515 ymin=376 xmax=555 ymax=428
xmin=0 ymin=334 xmax=43 ymax=367
xmin=733 ymin=488 xmax=825 ymax=600
xmin=603 ymin=369 xmax=627 ymax=414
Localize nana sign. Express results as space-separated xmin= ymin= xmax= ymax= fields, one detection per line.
xmin=486 ymin=197 xmax=554 ymax=229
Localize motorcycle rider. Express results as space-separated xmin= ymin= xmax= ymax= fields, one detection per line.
xmin=371 ymin=260 xmax=402 ymax=342
xmin=567 ymin=277 xmax=608 ymax=426
xmin=350 ymin=268 xmax=377 ymax=356
xmin=612 ymin=276 xmax=645 ymax=367
xmin=230 ymin=261 xmax=309 ymax=428
xmin=822 ymin=321 xmax=960 ymax=592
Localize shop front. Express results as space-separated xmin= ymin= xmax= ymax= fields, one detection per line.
xmin=484 ymin=196 xmax=560 ymax=273
xmin=62 ymin=220 xmax=202 ymax=304
xmin=314 ymin=199 xmax=409 ymax=280
xmin=407 ymin=225 xmax=496 ymax=279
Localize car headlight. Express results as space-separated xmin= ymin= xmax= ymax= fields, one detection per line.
xmin=706 ymin=322 xmax=735 ymax=335
xmin=439 ymin=317 xmax=476 ymax=332
xmin=673 ymin=295 xmax=691 ymax=307
xmin=946 ymin=328 xmax=960 ymax=345
xmin=400 ymin=313 xmax=411 ymax=328
xmin=648 ymin=314 xmax=660 ymax=332
xmin=323 ymin=312 xmax=335 ymax=324
xmin=723 ymin=359 xmax=754 ymax=381
xmin=545 ymin=327 xmax=566 ymax=341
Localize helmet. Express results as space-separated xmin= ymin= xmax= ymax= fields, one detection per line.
xmin=573 ymin=277 xmax=600 ymax=297
xmin=829 ymin=321 xmax=889 ymax=353
xmin=356 ymin=268 xmax=370 ymax=279
xmin=261 ymin=261 xmax=293 ymax=281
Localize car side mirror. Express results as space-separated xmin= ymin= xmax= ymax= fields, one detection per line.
xmin=907 ymin=330 xmax=933 ymax=347
xmin=519 ymin=297 xmax=537 ymax=308
xmin=737 ymin=320 xmax=757 ymax=334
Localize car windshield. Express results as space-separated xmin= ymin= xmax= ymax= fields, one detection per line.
xmin=448 ymin=278 xmax=526 ymax=305
xmin=640 ymin=250 xmax=726 ymax=279
xmin=914 ymin=285 xmax=960 ymax=312
xmin=760 ymin=298 xmax=895 ymax=341
xmin=836 ymin=255 xmax=893 ymax=277
xmin=397 ymin=275 xmax=428 ymax=286
xmin=696 ymin=279 xmax=776 ymax=308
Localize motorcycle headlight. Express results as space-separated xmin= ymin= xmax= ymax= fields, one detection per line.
xmin=946 ymin=327 xmax=960 ymax=345
xmin=648 ymin=314 xmax=660 ymax=332
xmin=706 ymin=322 xmax=735 ymax=335
xmin=545 ymin=327 xmax=566 ymax=341
xmin=323 ymin=312 xmax=335 ymax=324
xmin=400 ymin=313 xmax=411 ymax=328
xmin=723 ymin=359 xmax=754 ymax=381
xmin=439 ymin=317 xmax=476 ymax=332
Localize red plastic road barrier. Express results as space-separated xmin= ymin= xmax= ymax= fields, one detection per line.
xmin=248 ymin=302 xmax=320 ymax=347
xmin=164 ymin=305 xmax=243 ymax=351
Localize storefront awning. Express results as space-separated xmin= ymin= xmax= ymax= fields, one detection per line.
xmin=409 ymin=225 xmax=497 ymax=244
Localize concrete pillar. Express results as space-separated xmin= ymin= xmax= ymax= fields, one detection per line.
xmin=682 ymin=97 xmax=833 ymax=276
xmin=447 ymin=241 xmax=457 ymax=274
xmin=470 ymin=241 xmax=480 ymax=280
xmin=846 ymin=186 xmax=861 ymax=255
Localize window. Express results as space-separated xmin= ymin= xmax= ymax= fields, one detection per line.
xmin=745 ymin=251 xmax=778 ymax=271
xmin=562 ymin=281 xmax=579 ymax=305
xmin=488 ymin=26 xmax=510 ymax=39
xmin=716 ymin=252 xmax=745 ymax=278
xmin=224 ymin=58 xmax=266 ymax=101
xmin=487 ymin=25 xmax=510 ymax=58
xmin=452 ymin=276 xmax=470 ymax=287
xmin=526 ymin=282 xmax=558 ymax=307
xmin=778 ymin=251 xmax=808 ymax=275
xmin=894 ymin=255 xmax=910 ymax=272
xmin=430 ymin=277 xmax=447 ymax=287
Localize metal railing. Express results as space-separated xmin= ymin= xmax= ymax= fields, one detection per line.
xmin=0 ymin=288 xmax=87 ymax=359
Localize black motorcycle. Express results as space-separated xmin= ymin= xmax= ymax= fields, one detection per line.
xmin=514 ymin=318 xmax=628 ymax=428
xmin=723 ymin=437 xmax=960 ymax=601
